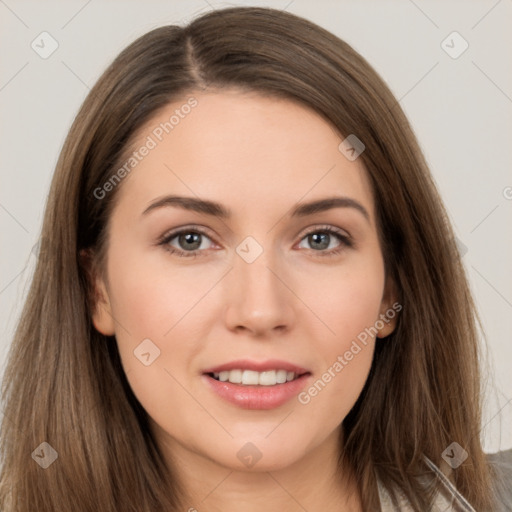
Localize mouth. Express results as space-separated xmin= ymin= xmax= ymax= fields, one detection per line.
xmin=206 ymin=369 xmax=307 ymax=386
xmin=201 ymin=360 xmax=312 ymax=410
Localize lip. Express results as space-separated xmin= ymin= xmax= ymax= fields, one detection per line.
xmin=202 ymin=359 xmax=309 ymax=375
xmin=201 ymin=359 xmax=312 ymax=410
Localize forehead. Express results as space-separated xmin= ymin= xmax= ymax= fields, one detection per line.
xmin=114 ymin=89 xmax=375 ymax=223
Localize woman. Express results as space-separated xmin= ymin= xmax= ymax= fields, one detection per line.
xmin=0 ymin=6 xmax=510 ymax=511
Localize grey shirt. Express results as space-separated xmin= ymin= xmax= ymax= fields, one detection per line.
xmin=377 ymin=449 xmax=512 ymax=511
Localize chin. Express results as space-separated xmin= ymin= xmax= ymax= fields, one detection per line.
xmin=206 ymin=437 xmax=311 ymax=473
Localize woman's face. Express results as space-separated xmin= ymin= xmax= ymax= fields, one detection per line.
xmin=91 ymin=89 xmax=397 ymax=473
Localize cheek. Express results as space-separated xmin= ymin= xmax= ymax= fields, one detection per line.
xmin=298 ymin=253 xmax=385 ymax=345
xmin=296 ymin=292 xmax=378 ymax=436
xmin=293 ymin=256 xmax=384 ymax=415
xmin=104 ymin=249 xmax=225 ymax=424
xmin=106 ymin=246 xmax=222 ymax=342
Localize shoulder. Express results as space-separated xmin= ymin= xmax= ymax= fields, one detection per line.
xmin=486 ymin=448 xmax=512 ymax=512
xmin=486 ymin=447 xmax=512 ymax=471
xmin=377 ymin=451 xmax=512 ymax=511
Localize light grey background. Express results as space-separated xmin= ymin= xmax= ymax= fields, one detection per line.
xmin=1 ymin=0 xmax=511 ymax=451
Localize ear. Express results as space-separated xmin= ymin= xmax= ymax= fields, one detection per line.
xmin=376 ymin=275 xmax=401 ymax=339
xmin=79 ymin=249 xmax=115 ymax=336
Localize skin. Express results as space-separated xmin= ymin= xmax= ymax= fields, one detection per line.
xmin=90 ymin=89 xmax=398 ymax=511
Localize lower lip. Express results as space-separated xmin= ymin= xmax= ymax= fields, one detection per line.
xmin=202 ymin=373 xmax=311 ymax=410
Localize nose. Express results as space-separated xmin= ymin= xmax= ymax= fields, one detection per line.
xmin=223 ymin=249 xmax=295 ymax=337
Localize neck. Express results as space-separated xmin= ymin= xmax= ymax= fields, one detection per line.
xmin=158 ymin=426 xmax=362 ymax=512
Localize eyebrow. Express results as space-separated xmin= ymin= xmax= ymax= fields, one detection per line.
xmin=141 ymin=195 xmax=370 ymax=222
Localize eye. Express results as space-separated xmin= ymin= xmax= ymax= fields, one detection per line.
xmin=158 ymin=224 xmax=353 ymax=259
xmin=297 ymin=226 xmax=352 ymax=255
xmin=158 ymin=227 xmax=216 ymax=258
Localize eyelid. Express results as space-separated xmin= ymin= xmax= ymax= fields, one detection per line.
xmin=156 ymin=224 xmax=219 ymax=259
xmin=298 ymin=224 xmax=351 ymax=240
xmin=295 ymin=224 xmax=354 ymax=253
xmin=157 ymin=224 xmax=217 ymax=244
xmin=157 ymin=223 xmax=353 ymax=257
xmin=158 ymin=224 xmax=351 ymax=244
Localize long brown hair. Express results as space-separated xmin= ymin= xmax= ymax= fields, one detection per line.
xmin=0 ymin=6 xmax=497 ymax=510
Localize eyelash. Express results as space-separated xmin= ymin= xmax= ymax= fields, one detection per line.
xmin=157 ymin=224 xmax=353 ymax=259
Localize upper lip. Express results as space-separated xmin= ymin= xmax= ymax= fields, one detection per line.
xmin=203 ymin=359 xmax=310 ymax=375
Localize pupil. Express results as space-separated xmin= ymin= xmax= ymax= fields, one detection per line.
xmin=177 ymin=232 xmax=331 ymax=251
xmin=179 ymin=232 xmax=201 ymax=250
xmin=310 ymin=232 xmax=329 ymax=250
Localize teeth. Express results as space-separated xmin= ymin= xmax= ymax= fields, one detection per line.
xmin=228 ymin=369 xmax=242 ymax=383
xmin=242 ymin=370 xmax=260 ymax=385
xmin=276 ymin=369 xmax=287 ymax=383
xmin=258 ymin=370 xmax=276 ymax=386
xmin=211 ymin=369 xmax=299 ymax=386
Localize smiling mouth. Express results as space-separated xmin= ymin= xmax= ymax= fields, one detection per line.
xmin=206 ymin=369 xmax=308 ymax=386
